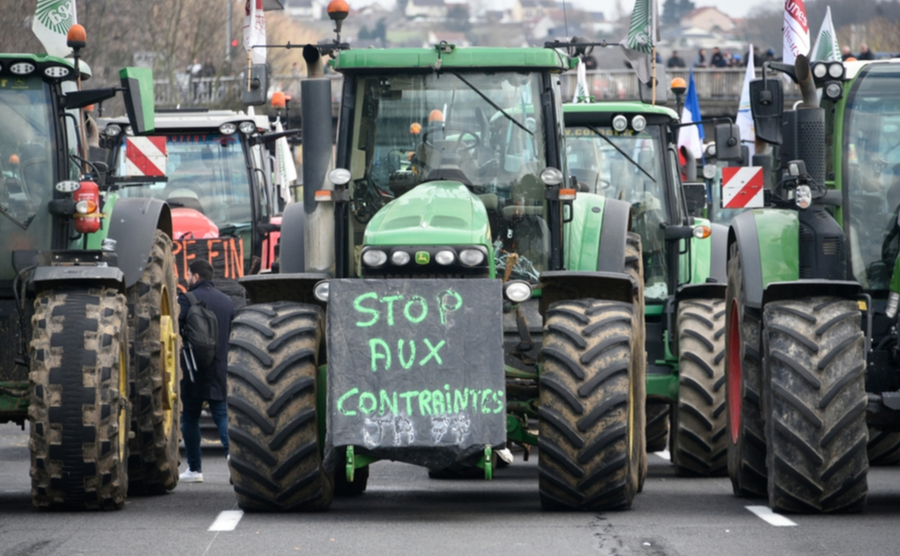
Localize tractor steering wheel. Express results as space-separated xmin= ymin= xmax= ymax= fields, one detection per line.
xmin=421 ymin=125 xmax=482 ymax=154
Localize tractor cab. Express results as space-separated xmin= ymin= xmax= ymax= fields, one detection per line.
xmin=332 ymin=48 xmax=570 ymax=284
xmin=101 ymin=110 xmax=285 ymax=292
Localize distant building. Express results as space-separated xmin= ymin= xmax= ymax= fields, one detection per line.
xmin=405 ymin=0 xmax=448 ymax=20
xmin=285 ymin=0 xmax=323 ymax=21
xmin=509 ymin=0 xmax=557 ymax=22
xmin=679 ymin=7 xmax=735 ymax=33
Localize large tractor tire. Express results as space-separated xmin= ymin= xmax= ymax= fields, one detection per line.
xmin=867 ymin=428 xmax=900 ymax=466
xmin=672 ymin=299 xmax=727 ymax=477
xmin=724 ymin=243 xmax=767 ymax=497
xmin=127 ymin=230 xmax=180 ymax=494
xmin=29 ymin=288 xmax=130 ymax=510
xmin=538 ymin=299 xmax=641 ymax=511
xmin=625 ymin=233 xmax=648 ymax=493
xmin=762 ymin=297 xmax=868 ymax=513
xmin=645 ymin=404 xmax=669 ymax=453
xmin=227 ymin=302 xmax=333 ymax=511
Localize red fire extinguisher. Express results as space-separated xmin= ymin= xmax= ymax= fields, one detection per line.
xmin=74 ymin=180 xmax=101 ymax=234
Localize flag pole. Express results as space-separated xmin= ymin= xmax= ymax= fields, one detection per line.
xmin=247 ymin=48 xmax=253 ymax=92
xmin=651 ymin=46 xmax=657 ymax=106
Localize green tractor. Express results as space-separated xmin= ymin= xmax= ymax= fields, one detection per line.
xmin=724 ymin=55 xmax=900 ymax=513
xmin=562 ymin=100 xmax=742 ymax=477
xmin=0 ymin=38 xmax=180 ymax=509
xmin=226 ymin=41 xmax=649 ymax=511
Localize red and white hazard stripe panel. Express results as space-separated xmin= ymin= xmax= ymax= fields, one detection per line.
xmin=125 ymin=137 xmax=167 ymax=177
xmin=721 ymin=166 xmax=764 ymax=209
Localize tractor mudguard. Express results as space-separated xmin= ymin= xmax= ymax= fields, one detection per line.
xmin=32 ymin=266 xmax=125 ymax=293
xmin=676 ymin=222 xmax=728 ymax=302
xmin=728 ymin=209 xmax=799 ymax=309
xmin=539 ymin=270 xmax=635 ymax=316
xmin=238 ymin=272 xmax=329 ymax=307
xmin=279 ymin=202 xmax=306 ymax=274
xmin=564 ymin=194 xmax=631 ymax=273
xmin=762 ymin=280 xmax=861 ymax=306
xmin=106 ymin=198 xmax=172 ymax=289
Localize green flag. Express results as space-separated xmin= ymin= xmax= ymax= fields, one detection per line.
xmin=811 ymin=6 xmax=841 ymax=62
xmin=626 ymin=0 xmax=654 ymax=54
xmin=621 ymin=0 xmax=656 ymax=84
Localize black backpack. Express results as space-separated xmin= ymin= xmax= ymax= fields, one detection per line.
xmin=182 ymin=292 xmax=219 ymax=373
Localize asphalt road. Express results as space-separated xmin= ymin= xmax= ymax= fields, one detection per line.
xmin=1 ymin=421 xmax=899 ymax=556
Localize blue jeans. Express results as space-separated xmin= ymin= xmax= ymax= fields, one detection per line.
xmin=181 ymin=397 xmax=229 ymax=473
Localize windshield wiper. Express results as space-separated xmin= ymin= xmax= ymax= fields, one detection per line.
xmin=0 ymin=203 xmax=31 ymax=230
xmin=585 ymin=124 xmax=656 ymax=183
xmin=449 ymin=71 xmax=532 ymax=136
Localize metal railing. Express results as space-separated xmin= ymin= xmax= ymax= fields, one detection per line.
xmin=153 ymin=73 xmax=344 ymax=107
xmin=558 ymin=68 xmax=801 ymax=102
xmin=152 ymin=68 xmax=799 ymax=108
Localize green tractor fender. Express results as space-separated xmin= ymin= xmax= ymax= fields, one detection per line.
xmin=729 ymin=209 xmax=859 ymax=308
xmin=105 ymin=197 xmax=172 ymax=289
xmin=675 ymin=221 xmax=728 ymax=303
xmin=542 ymin=195 xmax=635 ymax=313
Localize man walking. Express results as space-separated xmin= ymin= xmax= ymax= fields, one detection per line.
xmin=178 ymin=260 xmax=234 ymax=483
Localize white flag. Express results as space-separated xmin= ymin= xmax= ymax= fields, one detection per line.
xmin=783 ymin=0 xmax=810 ymax=66
xmin=811 ymin=7 xmax=841 ymax=62
xmin=243 ymin=0 xmax=267 ymax=65
xmin=572 ymin=58 xmax=590 ymax=103
xmin=32 ymin=0 xmax=78 ymax=58
xmin=274 ymin=118 xmax=297 ymax=203
xmin=736 ymin=45 xmax=756 ymax=157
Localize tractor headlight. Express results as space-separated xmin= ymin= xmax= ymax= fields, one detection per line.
xmin=313 ymin=280 xmax=330 ymax=302
xmin=504 ymin=280 xmax=532 ymax=303
xmin=391 ymin=250 xmax=411 ymax=265
xmin=362 ymin=249 xmax=388 ymax=267
xmin=824 ymin=82 xmax=843 ymax=100
xmin=612 ymin=115 xmax=628 ymax=132
xmin=812 ymin=62 xmax=828 ymax=80
xmin=540 ymin=167 xmax=564 ymax=186
xmin=631 ymin=115 xmax=647 ymax=132
xmin=239 ymin=121 xmax=257 ymax=134
xmin=459 ymin=248 xmax=485 ymax=267
xmin=435 ymin=249 xmax=456 ymax=265
xmin=103 ymin=124 xmax=122 ymax=138
xmin=219 ymin=123 xmax=237 ymax=135
xmin=828 ymin=62 xmax=845 ymax=79
xmin=328 ymin=168 xmax=352 ymax=186
xmin=44 ymin=66 xmax=70 ymax=78
xmin=795 ymin=185 xmax=812 ymax=209
xmin=10 ymin=63 xmax=35 ymax=75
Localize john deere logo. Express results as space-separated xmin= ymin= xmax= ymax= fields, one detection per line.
xmin=36 ymin=0 xmax=76 ymax=34
xmin=415 ymin=251 xmax=430 ymax=265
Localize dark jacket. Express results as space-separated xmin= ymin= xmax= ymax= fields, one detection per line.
xmin=178 ymin=279 xmax=234 ymax=401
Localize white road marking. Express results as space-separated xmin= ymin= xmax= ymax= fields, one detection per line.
xmin=746 ymin=505 xmax=798 ymax=527
xmin=655 ymin=450 xmax=671 ymax=461
xmin=209 ymin=510 xmax=244 ymax=531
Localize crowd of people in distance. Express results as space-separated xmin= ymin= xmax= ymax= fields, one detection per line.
xmin=666 ymin=42 xmax=884 ymax=70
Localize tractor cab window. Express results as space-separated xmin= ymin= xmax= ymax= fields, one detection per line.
xmin=116 ymin=132 xmax=254 ymax=237
xmin=348 ymin=71 xmax=550 ymax=281
xmin=0 ymin=76 xmax=55 ymax=229
xmin=565 ymin=125 xmax=670 ymax=300
xmin=844 ymin=64 xmax=900 ymax=290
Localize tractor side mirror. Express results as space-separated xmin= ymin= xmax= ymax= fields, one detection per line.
xmin=750 ymin=77 xmax=783 ymax=145
xmin=715 ymin=123 xmax=742 ymax=161
xmin=242 ymin=64 xmax=269 ymax=106
xmin=120 ymin=67 xmax=155 ymax=135
xmin=682 ymin=181 xmax=707 ymax=217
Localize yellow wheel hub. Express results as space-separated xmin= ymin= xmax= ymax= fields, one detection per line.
xmin=160 ymin=287 xmax=178 ymax=438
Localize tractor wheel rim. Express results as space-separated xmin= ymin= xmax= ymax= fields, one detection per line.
xmin=727 ymin=300 xmax=742 ymax=445
xmin=160 ymin=286 xmax=177 ymax=439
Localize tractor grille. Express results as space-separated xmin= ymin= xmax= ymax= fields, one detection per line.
xmin=822 ymin=237 xmax=840 ymax=256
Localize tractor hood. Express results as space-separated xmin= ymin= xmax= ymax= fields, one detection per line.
xmin=363 ymin=182 xmax=490 ymax=247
